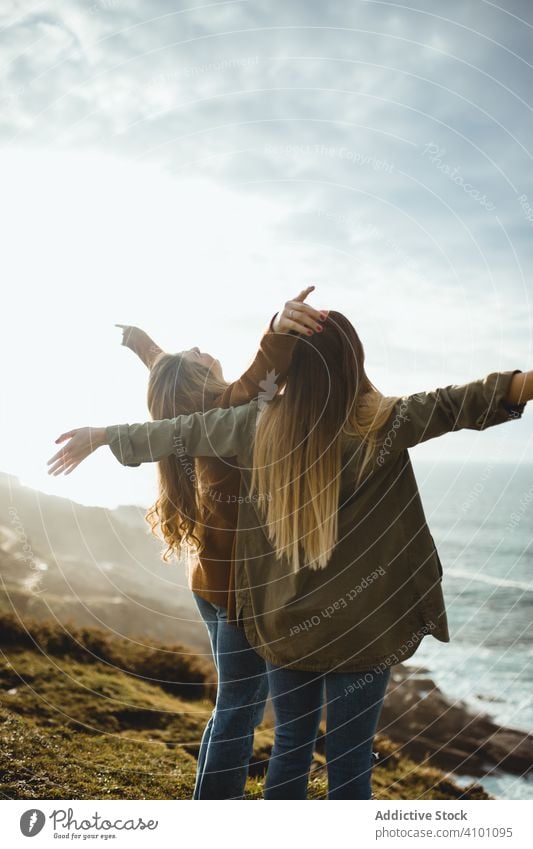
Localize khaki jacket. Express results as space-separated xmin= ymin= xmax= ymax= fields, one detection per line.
xmin=106 ymin=369 xmax=526 ymax=672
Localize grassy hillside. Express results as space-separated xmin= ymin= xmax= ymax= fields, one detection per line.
xmin=0 ymin=613 xmax=491 ymax=800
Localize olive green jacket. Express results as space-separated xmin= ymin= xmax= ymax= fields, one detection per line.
xmin=106 ymin=370 xmax=526 ymax=673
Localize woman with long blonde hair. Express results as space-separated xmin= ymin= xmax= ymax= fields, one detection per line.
xmin=48 ymin=309 xmax=530 ymax=799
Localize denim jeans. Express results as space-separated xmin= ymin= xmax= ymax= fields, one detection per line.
xmin=192 ymin=593 xmax=269 ymax=799
xmin=264 ymin=661 xmax=391 ymax=799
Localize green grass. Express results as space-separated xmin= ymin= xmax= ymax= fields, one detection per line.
xmin=0 ymin=613 xmax=492 ymax=800
xmin=0 ymin=707 xmax=198 ymax=800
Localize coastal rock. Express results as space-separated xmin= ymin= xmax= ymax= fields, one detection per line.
xmin=377 ymin=664 xmax=533 ymax=778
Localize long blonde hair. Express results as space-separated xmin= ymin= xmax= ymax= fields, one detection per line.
xmin=146 ymin=353 xmax=228 ymax=561
xmin=251 ymin=311 xmax=399 ymax=572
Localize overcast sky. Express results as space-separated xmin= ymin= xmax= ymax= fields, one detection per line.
xmin=1 ymin=0 xmax=532 ymax=509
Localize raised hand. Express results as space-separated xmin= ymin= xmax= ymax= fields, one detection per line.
xmin=272 ymin=286 xmax=328 ymax=336
xmin=115 ymin=324 xmax=163 ymax=368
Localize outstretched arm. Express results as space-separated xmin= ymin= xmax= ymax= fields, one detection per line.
xmin=47 ymin=402 xmax=258 ymax=476
xmin=115 ymin=325 xmax=164 ymax=369
xmin=376 ymin=368 xmax=530 ymax=461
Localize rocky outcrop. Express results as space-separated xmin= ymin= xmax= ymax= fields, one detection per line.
xmin=378 ymin=664 xmax=533 ymax=778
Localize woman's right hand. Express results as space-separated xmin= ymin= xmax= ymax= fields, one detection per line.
xmin=115 ymin=324 xmax=163 ymax=368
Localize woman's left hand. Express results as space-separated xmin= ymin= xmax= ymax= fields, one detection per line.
xmin=47 ymin=427 xmax=107 ymax=476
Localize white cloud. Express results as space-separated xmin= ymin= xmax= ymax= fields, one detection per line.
xmin=1 ymin=0 xmax=532 ymax=505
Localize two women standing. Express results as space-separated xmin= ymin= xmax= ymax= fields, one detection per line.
xmin=48 ymin=296 xmax=531 ymax=799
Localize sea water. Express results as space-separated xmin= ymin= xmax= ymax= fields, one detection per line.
xmin=406 ymin=459 xmax=533 ymax=800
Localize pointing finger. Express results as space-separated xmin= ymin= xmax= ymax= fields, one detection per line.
xmin=294 ymin=285 xmax=315 ymax=303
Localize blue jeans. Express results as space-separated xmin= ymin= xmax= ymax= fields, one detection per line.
xmin=193 ymin=593 xmax=269 ymax=799
xmin=264 ymin=662 xmax=391 ymax=799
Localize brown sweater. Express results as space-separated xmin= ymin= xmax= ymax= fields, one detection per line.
xmin=129 ymin=318 xmax=297 ymax=616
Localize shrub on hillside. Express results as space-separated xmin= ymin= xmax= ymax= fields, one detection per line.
xmin=0 ymin=612 xmax=214 ymax=700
